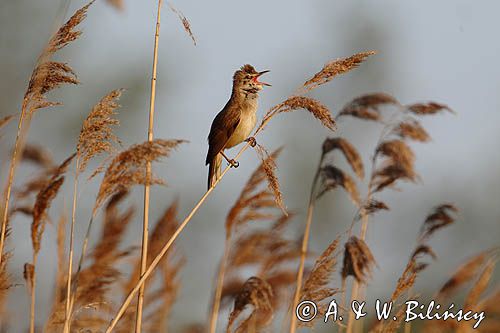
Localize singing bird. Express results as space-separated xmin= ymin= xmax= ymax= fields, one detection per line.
xmin=206 ymin=64 xmax=271 ymax=189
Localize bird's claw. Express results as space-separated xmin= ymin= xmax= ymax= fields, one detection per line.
xmin=229 ymin=159 xmax=239 ymax=168
xmin=245 ymin=137 xmax=257 ymax=147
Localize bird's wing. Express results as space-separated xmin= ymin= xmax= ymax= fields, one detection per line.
xmin=206 ymin=104 xmax=241 ymax=165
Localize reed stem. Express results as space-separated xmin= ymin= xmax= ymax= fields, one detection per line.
xmin=135 ymin=0 xmax=163 ymax=331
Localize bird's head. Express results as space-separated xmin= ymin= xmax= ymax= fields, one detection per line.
xmin=232 ymin=64 xmax=270 ymax=95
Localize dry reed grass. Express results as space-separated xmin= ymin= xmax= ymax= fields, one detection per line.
xmin=0 ymin=5 xmax=498 ymax=333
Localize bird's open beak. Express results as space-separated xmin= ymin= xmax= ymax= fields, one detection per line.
xmin=255 ymin=70 xmax=271 ymax=86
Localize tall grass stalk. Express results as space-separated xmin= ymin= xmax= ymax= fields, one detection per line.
xmin=208 ymin=238 xmax=231 ymax=333
xmin=289 ymin=158 xmax=321 ymax=333
xmin=135 ymin=0 xmax=164 ymax=331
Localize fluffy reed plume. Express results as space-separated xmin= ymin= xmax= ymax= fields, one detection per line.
xmin=322 ymin=138 xmax=364 ymax=178
xmin=357 ymin=199 xmax=389 ymax=220
xmin=406 ymin=102 xmax=454 ymax=115
xmin=226 ymin=277 xmax=274 ymax=333
xmin=169 ymin=3 xmax=197 ymax=46
xmin=0 ymin=1 xmax=93 ymax=267
xmin=77 ymin=89 xmax=123 ymax=173
xmin=336 ymin=93 xmax=399 ymax=121
xmin=25 ymin=1 xmax=95 ymax=114
xmin=225 ymin=148 xmax=283 ymax=235
xmin=301 ymin=51 xmax=376 ymax=92
xmin=317 ymin=137 xmax=364 ymax=204
xmin=95 ymin=139 xmax=185 ymax=210
xmin=106 ymin=0 xmax=124 ymax=11
xmin=63 ymin=89 xmax=124 ymax=331
xmin=393 ymin=119 xmax=430 ymax=142
xmin=418 ymin=203 xmax=458 ymax=243
xmin=341 ymin=236 xmax=376 ymax=284
xmin=253 ymin=144 xmax=286 ymax=214
xmin=298 ymin=239 xmax=340 ymax=327
xmin=263 ymin=96 xmax=336 ymax=132
xmin=28 ymin=154 xmax=74 ymax=333
xmin=21 ymin=144 xmax=55 ymax=169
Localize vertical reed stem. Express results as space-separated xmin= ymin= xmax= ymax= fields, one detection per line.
xmin=290 ymin=157 xmax=322 ymax=333
xmin=209 ymin=237 xmax=231 ymax=333
xmin=29 ymin=254 xmax=38 ymax=333
xmin=62 ymin=159 xmax=80 ymax=333
xmin=135 ymin=1 xmax=163 ymax=331
xmin=0 ymin=111 xmax=30 ymax=264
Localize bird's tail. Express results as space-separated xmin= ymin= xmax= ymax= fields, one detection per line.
xmin=207 ymin=153 xmax=222 ymax=190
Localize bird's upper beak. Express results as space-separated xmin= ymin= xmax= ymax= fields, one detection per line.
xmin=254 ymin=70 xmax=271 ymax=87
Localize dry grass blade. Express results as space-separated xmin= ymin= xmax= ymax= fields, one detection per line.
xmin=77 ymin=89 xmax=123 ymax=173
xmin=419 ymin=203 xmax=458 ymax=243
xmin=318 ymin=165 xmax=360 ymax=204
xmin=341 ymin=236 xmax=376 ymax=284
xmin=95 ymin=139 xmax=185 ymax=210
xmin=253 ymin=144 xmax=286 ymax=214
xmin=226 ymin=277 xmax=274 ymax=333
xmin=322 ymin=137 xmax=364 ymax=179
xmin=299 ymin=239 xmax=340 ymax=327
xmin=394 ymin=119 xmax=430 ymax=142
xmin=407 ymin=102 xmax=454 ymax=115
xmin=301 ymin=51 xmax=376 ymax=91
xmin=437 ymin=248 xmax=498 ymax=299
xmin=168 ymin=3 xmax=197 ymax=46
xmin=337 ymin=93 xmax=398 ymax=121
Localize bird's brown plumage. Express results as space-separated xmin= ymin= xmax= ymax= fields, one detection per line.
xmin=206 ymin=64 xmax=269 ymax=189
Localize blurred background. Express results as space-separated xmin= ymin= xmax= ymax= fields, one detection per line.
xmin=1 ymin=0 xmax=499 ymax=331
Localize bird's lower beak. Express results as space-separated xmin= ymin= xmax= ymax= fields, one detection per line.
xmin=256 ymin=70 xmax=271 ymax=86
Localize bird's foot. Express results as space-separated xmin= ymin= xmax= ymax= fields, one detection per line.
xmin=228 ymin=159 xmax=240 ymax=168
xmin=245 ymin=136 xmax=257 ymax=147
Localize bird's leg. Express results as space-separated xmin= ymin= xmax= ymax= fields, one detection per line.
xmin=220 ymin=151 xmax=239 ymax=168
xmin=245 ymin=136 xmax=257 ymax=147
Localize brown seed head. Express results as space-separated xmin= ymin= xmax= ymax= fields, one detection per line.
xmin=341 ymin=236 xmax=376 ymax=284
xmin=302 ymin=51 xmax=376 ymax=92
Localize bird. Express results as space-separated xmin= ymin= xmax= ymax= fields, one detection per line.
xmin=206 ymin=64 xmax=271 ymax=189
